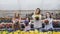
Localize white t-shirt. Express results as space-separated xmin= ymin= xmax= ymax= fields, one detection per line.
xmin=44 ymin=18 xmax=53 ymax=30
xmin=32 ymin=14 xmax=42 ymax=28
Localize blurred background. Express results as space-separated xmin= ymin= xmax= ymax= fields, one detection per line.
xmin=0 ymin=0 xmax=60 ymax=18
xmin=0 ymin=0 xmax=60 ymax=30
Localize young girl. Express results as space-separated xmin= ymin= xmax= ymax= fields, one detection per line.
xmin=24 ymin=17 xmax=31 ymax=31
xmin=44 ymin=12 xmax=53 ymax=31
xmin=32 ymin=8 xmax=42 ymax=31
xmin=12 ymin=13 xmax=21 ymax=30
xmin=24 ymin=17 xmax=30 ymax=26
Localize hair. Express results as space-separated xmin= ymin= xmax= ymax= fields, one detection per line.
xmin=35 ymin=8 xmax=41 ymax=15
xmin=46 ymin=12 xmax=52 ymax=18
xmin=14 ymin=13 xmax=20 ymax=18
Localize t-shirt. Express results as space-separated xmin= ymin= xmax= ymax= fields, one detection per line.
xmin=44 ymin=18 xmax=53 ymax=30
xmin=32 ymin=15 xmax=41 ymax=20
xmin=32 ymin=14 xmax=42 ymax=28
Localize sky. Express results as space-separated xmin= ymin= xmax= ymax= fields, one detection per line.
xmin=0 ymin=0 xmax=60 ymax=10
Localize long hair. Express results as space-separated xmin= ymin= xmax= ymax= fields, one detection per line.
xmin=14 ymin=13 xmax=20 ymax=18
xmin=46 ymin=12 xmax=52 ymax=18
xmin=34 ymin=8 xmax=41 ymax=15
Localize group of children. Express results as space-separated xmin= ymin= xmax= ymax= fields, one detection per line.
xmin=12 ymin=8 xmax=54 ymax=31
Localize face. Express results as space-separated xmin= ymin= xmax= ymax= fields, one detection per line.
xmin=36 ymin=9 xmax=40 ymax=13
xmin=15 ymin=13 xmax=20 ymax=18
xmin=16 ymin=13 xmax=18 ymax=17
xmin=46 ymin=13 xmax=50 ymax=18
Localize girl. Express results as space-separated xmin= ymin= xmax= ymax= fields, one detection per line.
xmin=12 ymin=13 xmax=21 ymax=30
xmin=32 ymin=8 xmax=42 ymax=31
xmin=24 ymin=17 xmax=30 ymax=26
xmin=44 ymin=12 xmax=53 ymax=31
xmin=24 ymin=17 xmax=31 ymax=31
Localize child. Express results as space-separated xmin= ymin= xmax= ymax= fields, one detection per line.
xmin=32 ymin=8 xmax=42 ymax=31
xmin=24 ymin=17 xmax=31 ymax=31
xmin=44 ymin=12 xmax=53 ymax=31
xmin=24 ymin=17 xmax=30 ymax=26
xmin=12 ymin=13 xmax=21 ymax=30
